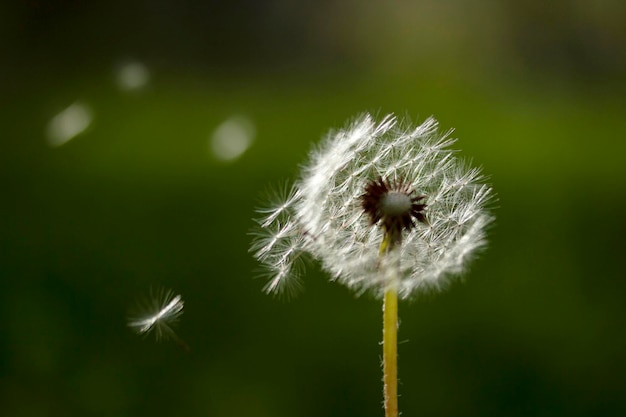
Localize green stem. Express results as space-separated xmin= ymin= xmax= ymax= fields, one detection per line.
xmin=380 ymin=230 xmax=400 ymax=417
xmin=383 ymin=287 xmax=398 ymax=417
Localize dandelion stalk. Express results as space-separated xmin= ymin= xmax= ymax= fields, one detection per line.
xmin=383 ymin=286 xmax=398 ymax=417
xmin=380 ymin=230 xmax=400 ymax=417
xmin=376 ymin=194 xmax=411 ymax=417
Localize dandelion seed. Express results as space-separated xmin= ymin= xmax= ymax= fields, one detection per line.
xmin=127 ymin=288 xmax=188 ymax=351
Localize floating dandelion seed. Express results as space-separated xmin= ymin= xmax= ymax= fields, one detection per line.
xmin=127 ymin=288 xmax=188 ymax=351
xmin=250 ymin=113 xmax=494 ymax=417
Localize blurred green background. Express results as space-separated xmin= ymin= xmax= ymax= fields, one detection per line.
xmin=1 ymin=1 xmax=625 ymax=416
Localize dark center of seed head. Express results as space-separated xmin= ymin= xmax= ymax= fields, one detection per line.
xmin=380 ymin=192 xmax=412 ymax=217
xmin=361 ymin=176 xmax=428 ymax=234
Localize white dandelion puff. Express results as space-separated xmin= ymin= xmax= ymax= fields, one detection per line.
xmin=127 ymin=288 xmax=188 ymax=350
xmin=250 ymin=113 xmax=494 ymax=300
xmin=250 ymin=112 xmax=495 ymax=417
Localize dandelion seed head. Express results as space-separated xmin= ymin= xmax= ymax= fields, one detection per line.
xmin=251 ymin=114 xmax=494 ymax=299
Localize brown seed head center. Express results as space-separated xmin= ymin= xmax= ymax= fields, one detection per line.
xmin=361 ymin=176 xmax=428 ymax=235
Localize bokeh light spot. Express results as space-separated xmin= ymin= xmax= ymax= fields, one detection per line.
xmin=46 ymin=101 xmax=93 ymax=147
xmin=116 ymin=61 xmax=150 ymax=91
xmin=210 ymin=115 xmax=255 ymax=161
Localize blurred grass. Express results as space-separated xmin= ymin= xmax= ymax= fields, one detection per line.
xmin=1 ymin=69 xmax=625 ymax=416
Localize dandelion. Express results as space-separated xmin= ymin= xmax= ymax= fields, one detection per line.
xmin=250 ymin=113 xmax=494 ymax=417
xmin=127 ymin=287 xmax=188 ymax=351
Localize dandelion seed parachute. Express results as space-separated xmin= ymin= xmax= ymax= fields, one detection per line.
xmin=251 ymin=113 xmax=494 ymax=299
xmin=127 ymin=288 xmax=185 ymax=342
